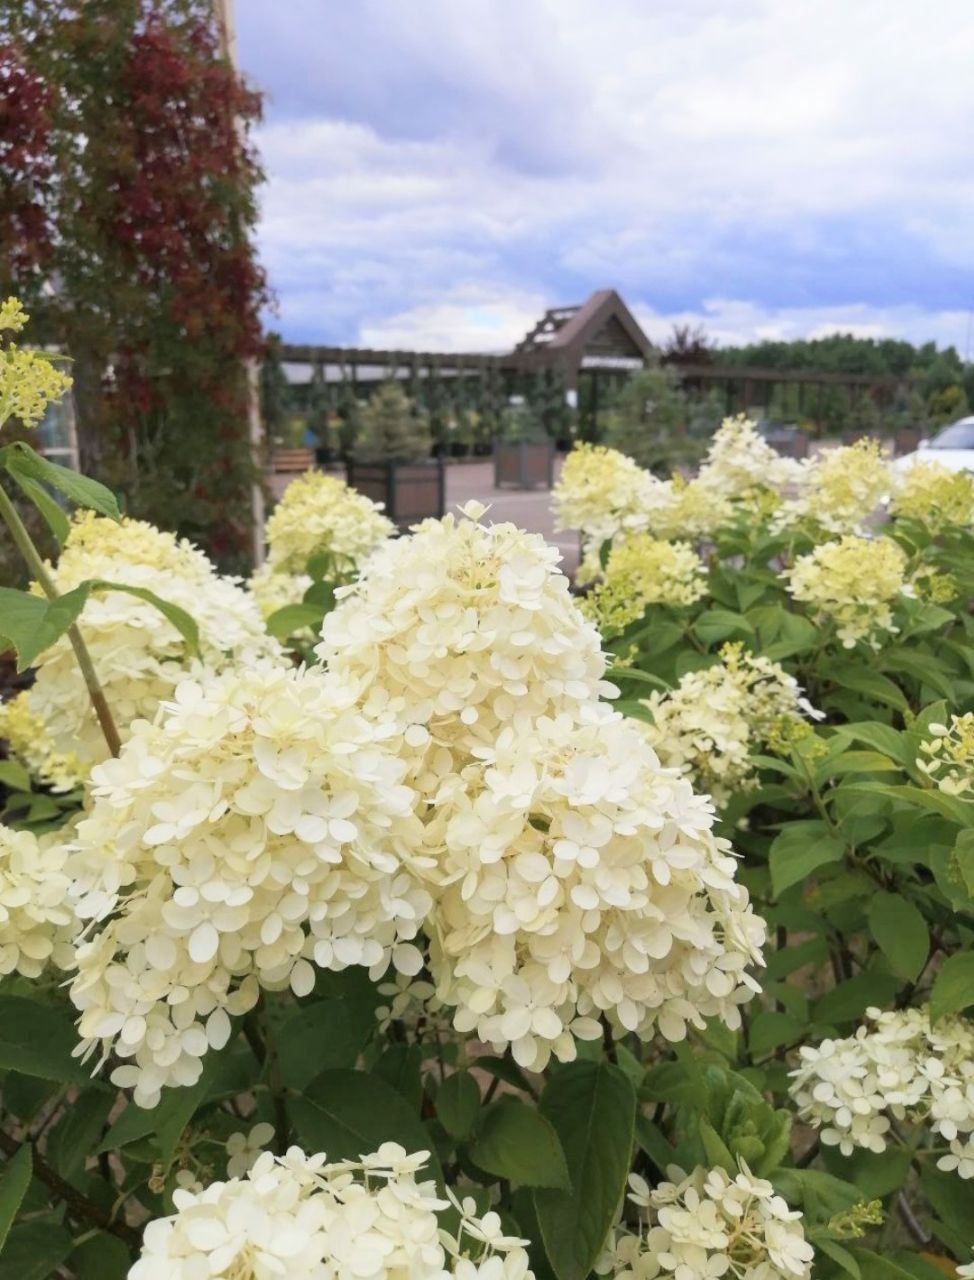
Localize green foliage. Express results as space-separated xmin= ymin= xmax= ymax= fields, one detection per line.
xmin=355 ymin=380 xmax=432 ymax=463
xmin=604 ymin=364 xmax=700 ymax=474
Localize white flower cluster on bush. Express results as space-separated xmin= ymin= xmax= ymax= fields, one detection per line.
xmin=317 ymin=504 xmax=766 ymax=1070
xmin=1 ymin=513 xmax=280 ymax=785
xmin=581 ymin=534 xmax=708 ymax=636
xmin=775 ymin=439 xmax=890 ymax=535
xmin=66 ymin=664 xmax=431 ymax=1107
xmin=917 ymin=713 xmax=974 ymax=797
xmin=596 ymin=1165 xmax=813 ymax=1280
xmin=0 ymin=825 xmax=75 ymax=980
xmin=640 ymin=644 xmax=821 ymax=806
xmin=789 ymin=1005 xmax=974 ymax=1177
xmin=697 ymin=413 xmax=804 ymax=504
xmin=552 ymin=443 xmax=659 ymax=578
xmin=130 ymin=1143 xmax=533 ymax=1280
xmin=782 ymin=534 xmax=910 ymax=649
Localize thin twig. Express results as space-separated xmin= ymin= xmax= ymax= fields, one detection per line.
xmin=0 ymin=1128 xmax=140 ymax=1248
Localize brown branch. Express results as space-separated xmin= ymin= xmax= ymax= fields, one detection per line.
xmin=0 ymin=1128 xmax=140 ymax=1248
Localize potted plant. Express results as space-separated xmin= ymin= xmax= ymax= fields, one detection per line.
xmin=346 ymin=381 xmax=444 ymax=529
xmin=494 ymin=398 xmax=555 ymax=490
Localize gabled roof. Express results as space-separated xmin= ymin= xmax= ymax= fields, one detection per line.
xmin=515 ymin=288 xmax=653 ymax=364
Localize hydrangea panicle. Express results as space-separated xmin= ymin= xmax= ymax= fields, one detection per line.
xmin=582 ymin=534 xmax=708 ymax=636
xmin=130 ymin=1142 xmax=534 ymax=1280
xmin=789 ymin=1005 xmax=974 ymax=1177
xmin=66 ymin=664 xmax=431 ymax=1107
xmin=596 ymin=1163 xmax=813 ymax=1280
xmin=264 ymin=470 xmax=394 ymax=576
xmin=782 ymin=535 xmax=909 ymax=649
xmin=0 ymin=825 xmax=76 ymax=980
xmin=775 ymin=438 xmax=890 ymax=535
xmin=3 ymin=512 xmax=282 ymax=782
xmin=640 ymin=644 xmax=821 ymax=805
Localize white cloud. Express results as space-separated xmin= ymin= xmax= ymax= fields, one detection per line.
xmin=238 ymin=0 xmax=974 ymax=346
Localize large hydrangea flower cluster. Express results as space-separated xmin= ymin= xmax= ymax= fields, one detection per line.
xmin=1 ymin=513 xmax=281 ymax=784
xmin=890 ymin=460 xmax=974 ymax=530
xmin=553 ymin=443 xmax=658 ymax=574
xmin=782 ymin=534 xmax=910 ymax=648
xmin=596 ymin=1165 xmax=813 ymax=1280
xmin=263 ymin=470 xmax=394 ymax=575
xmin=130 ymin=1142 xmax=533 ymax=1280
xmin=66 ymin=664 xmax=431 ymax=1107
xmin=917 ymin=713 xmax=974 ymax=796
xmin=640 ymin=644 xmax=820 ymax=806
xmin=581 ymin=534 xmax=708 ymax=637
xmin=696 ymin=414 xmax=804 ymax=503
xmin=317 ymin=504 xmax=765 ymax=1070
xmin=775 ymin=439 xmax=890 ymax=535
xmin=0 ymin=296 xmax=73 ymax=431
xmin=0 ymin=825 xmax=75 ymax=981
xmin=789 ymin=1006 xmax=974 ymax=1177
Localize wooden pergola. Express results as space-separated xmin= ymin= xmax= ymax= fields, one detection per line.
xmin=281 ymin=289 xmax=914 ymax=429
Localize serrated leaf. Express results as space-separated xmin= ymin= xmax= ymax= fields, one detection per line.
xmin=0 ymin=584 xmax=90 ymax=672
xmin=0 ymin=1146 xmax=32 ymax=1252
xmin=86 ymin=581 xmax=200 ymax=657
xmin=7 ymin=470 xmax=70 ymax=544
xmin=437 ymin=1071 xmax=481 ymax=1141
xmin=291 ymin=1069 xmax=441 ymax=1183
xmin=0 ymin=996 xmax=94 ymax=1084
xmin=0 ymin=761 xmax=31 ymax=792
xmin=4 ymin=441 xmax=120 ymax=520
xmin=930 ymin=952 xmax=974 ymax=1023
xmin=867 ymin=891 xmax=928 ymax=982
xmin=265 ymin=602 xmax=324 ymax=642
xmin=768 ymin=821 xmax=845 ymax=897
xmin=0 ymin=1221 xmax=73 ymax=1280
xmin=533 ymin=1061 xmax=636 ymax=1280
xmin=470 ymin=1099 xmax=569 ymax=1188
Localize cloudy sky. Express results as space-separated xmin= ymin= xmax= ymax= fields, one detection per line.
xmin=235 ymin=0 xmax=974 ymax=355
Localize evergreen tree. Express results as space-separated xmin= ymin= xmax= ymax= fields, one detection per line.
xmin=355 ymin=381 xmax=431 ymax=463
xmin=604 ymin=365 xmax=688 ymax=472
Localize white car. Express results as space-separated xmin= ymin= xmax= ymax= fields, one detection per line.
xmin=892 ymin=417 xmax=974 ymax=474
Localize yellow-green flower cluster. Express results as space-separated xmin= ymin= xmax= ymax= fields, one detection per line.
xmin=553 ymin=443 xmax=658 ymax=568
xmin=0 ymin=694 xmax=83 ymax=792
xmin=644 ymin=472 xmax=734 ymax=542
xmin=2 ymin=512 xmax=281 ymax=784
xmin=582 ymin=534 xmax=707 ymax=636
xmin=918 ymin=714 xmax=974 ymax=797
xmin=777 ymin=438 xmax=890 ymax=534
xmin=890 ymin=461 xmax=974 ymax=530
xmin=0 ymin=296 xmax=72 ymax=431
xmin=783 ymin=534 xmax=909 ymax=648
xmin=640 ymin=643 xmax=819 ymax=805
xmin=264 ymin=470 xmax=394 ymax=575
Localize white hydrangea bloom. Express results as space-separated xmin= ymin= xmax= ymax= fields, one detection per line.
xmin=597 ymin=1164 xmax=813 ymax=1280
xmin=782 ymin=535 xmax=910 ymax=649
xmin=7 ymin=512 xmax=282 ymax=783
xmin=0 ymin=824 xmax=76 ymax=980
xmin=697 ymin=414 xmax=805 ymax=502
xmin=552 ymin=444 xmax=659 ymax=576
xmin=316 ymin=505 xmax=615 ymax=749
xmin=316 ymin=505 xmax=765 ymax=1071
xmin=789 ymin=1006 xmax=974 ymax=1175
xmin=129 ymin=1143 xmax=534 ymax=1280
xmin=66 ymin=664 xmax=431 ymax=1107
xmin=640 ymin=643 xmax=821 ymax=806
xmin=423 ymin=711 xmax=766 ymax=1070
xmin=264 ymin=470 xmax=394 ymax=575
